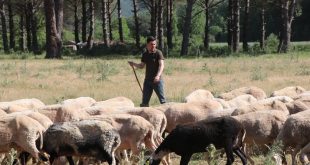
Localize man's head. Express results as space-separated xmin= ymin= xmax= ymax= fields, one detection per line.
xmin=146 ymin=36 xmax=157 ymax=53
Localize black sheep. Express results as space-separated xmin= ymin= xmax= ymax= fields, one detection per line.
xmin=149 ymin=116 xmax=247 ymax=165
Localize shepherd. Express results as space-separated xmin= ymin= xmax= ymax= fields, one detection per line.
xmin=128 ymin=36 xmax=166 ymax=107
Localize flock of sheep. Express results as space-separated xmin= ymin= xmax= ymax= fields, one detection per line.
xmin=0 ymin=86 xmax=309 ymax=165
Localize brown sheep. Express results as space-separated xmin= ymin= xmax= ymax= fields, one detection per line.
xmin=37 ymin=104 xmax=89 ymax=122
xmin=0 ymin=98 xmax=45 ymax=113
xmin=231 ymin=100 xmax=289 ymax=116
xmin=0 ymin=115 xmax=45 ymax=161
xmin=276 ymin=110 xmax=310 ymax=165
xmin=86 ymin=114 xmax=158 ymax=161
xmin=270 ymin=86 xmax=306 ymax=98
xmin=184 ymin=89 xmax=214 ymax=103
xmin=92 ymin=96 xmax=135 ymax=109
xmin=232 ymin=110 xmax=288 ymax=164
xmin=219 ymin=86 xmax=267 ymax=100
xmin=155 ymin=101 xmax=222 ymax=133
xmin=83 ymin=106 xmax=167 ymax=146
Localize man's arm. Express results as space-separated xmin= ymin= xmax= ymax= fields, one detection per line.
xmin=128 ymin=61 xmax=145 ymax=69
xmin=154 ymin=59 xmax=164 ymax=83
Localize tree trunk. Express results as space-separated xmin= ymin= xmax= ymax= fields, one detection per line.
xmin=8 ymin=0 xmax=15 ymax=50
xmin=150 ymin=0 xmax=157 ymax=37
xmin=19 ymin=13 xmax=25 ymax=51
xmin=166 ymin=0 xmax=173 ymax=49
xmin=87 ymin=0 xmax=94 ymax=49
xmin=180 ymin=0 xmax=195 ymax=56
xmin=25 ymin=4 xmax=32 ymax=51
xmin=0 ymin=0 xmax=9 ymax=53
xmin=157 ymin=0 xmax=164 ymax=51
xmin=81 ymin=0 xmax=87 ymax=42
xmin=278 ymin=0 xmax=296 ymax=53
xmin=55 ymin=0 xmax=63 ymax=39
xmin=232 ymin=0 xmax=240 ymax=52
xmin=227 ymin=0 xmax=233 ymax=50
xmin=74 ymin=0 xmax=80 ymax=45
xmin=117 ymin=0 xmax=124 ymax=42
xmin=31 ymin=12 xmax=39 ymax=54
xmin=102 ymin=0 xmax=110 ymax=46
xmin=44 ymin=0 xmax=61 ymax=59
xmin=132 ymin=0 xmax=140 ymax=48
xmin=107 ymin=0 xmax=113 ymax=41
xmin=242 ymin=0 xmax=249 ymax=51
xmin=27 ymin=1 xmax=39 ymax=54
xmin=260 ymin=1 xmax=265 ymax=50
xmin=204 ymin=0 xmax=210 ymax=49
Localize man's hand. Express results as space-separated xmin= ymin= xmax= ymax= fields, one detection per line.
xmin=128 ymin=61 xmax=134 ymax=67
xmin=154 ymin=76 xmax=160 ymax=83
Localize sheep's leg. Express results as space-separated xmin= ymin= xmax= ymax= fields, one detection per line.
xmin=292 ymin=145 xmax=302 ymax=165
xmin=243 ymin=144 xmax=255 ymax=165
xmin=180 ymin=154 xmax=192 ymax=165
xmin=300 ymin=143 xmax=310 ymax=165
xmin=233 ymin=148 xmax=247 ymax=165
xmin=224 ymin=142 xmax=235 ymax=165
xmin=66 ymin=156 xmax=75 ymax=165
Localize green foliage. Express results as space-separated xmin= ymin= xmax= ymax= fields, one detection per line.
xmin=127 ymin=11 xmax=151 ymax=38
xmin=111 ymin=18 xmax=131 ymax=41
xmin=263 ymin=141 xmax=284 ymax=165
xmin=176 ymin=4 xmax=205 ymax=35
xmin=96 ymin=61 xmax=119 ymax=81
xmin=250 ymin=66 xmax=267 ymax=81
xmin=265 ymin=33 xmax=279 ymax=53
xmin=3 ymin=149 xmax=17 ymax=165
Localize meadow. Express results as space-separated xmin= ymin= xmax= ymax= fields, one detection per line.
xmin=0 ymin=52 xmax=309 ymax=106
xmin=0 ymin=52 xmax=309 ymax=164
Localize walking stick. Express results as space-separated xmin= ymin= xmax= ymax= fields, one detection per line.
xmin=130 ymin=65 xmax=143 ymax=93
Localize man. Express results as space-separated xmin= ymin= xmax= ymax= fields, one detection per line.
xmin=128 ymin=36 xmax=166 ymax=107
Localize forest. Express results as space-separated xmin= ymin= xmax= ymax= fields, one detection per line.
xmin=0 ymin=0 xmax=309 ymax=58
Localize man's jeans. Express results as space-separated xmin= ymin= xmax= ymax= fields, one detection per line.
xmin=140 ymin=79 xmax=166 ymax=107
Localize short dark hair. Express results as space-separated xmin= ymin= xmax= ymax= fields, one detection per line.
xmin=147 ymin=36 xmax=156 ymax=43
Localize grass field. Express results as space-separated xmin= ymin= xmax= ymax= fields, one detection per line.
xmin=0 ymin=52 xmax=309 ymax=164
xmin=0 ymin=52 xmax=309 ymax=105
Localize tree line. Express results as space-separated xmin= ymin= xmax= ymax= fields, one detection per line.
xmin=0 ymin=0 xmax=308 ymax=58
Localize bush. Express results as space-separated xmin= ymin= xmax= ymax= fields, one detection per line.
xmin=265 ymin=33 xmax=279 ymax=53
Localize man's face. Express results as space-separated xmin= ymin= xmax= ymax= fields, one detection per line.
xmin=147 ymin=40 xmax=157 ymax=53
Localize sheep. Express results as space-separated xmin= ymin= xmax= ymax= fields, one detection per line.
xmin=155 ymin=101 xmax=222 ymax=133
xmin=231 ymin=100 xmax=289 ymax=116
xmin=0 ymin=109 xmax=6 ymax=116
xmin=92 ymin=96 xmax=135 ymax=109
xmin=270 ymin=86 xmax=306 ymax=98
xmin=261 ymin=96 xmax=294 ymax=103
xmin=232 ymin=110 xmax=288 ymax=164
xmin=37 ymin=104 xmax=90 ymax=122
xmin=286 ymin=100 xmax=309 ymax=114
xmin=148 ymin=116 xmax=247 ymax=165
xmin=276 ymin=110 xmax=310 ymax=165
xmin=226 ymin=94 xmax=257 ymax=108
xmin=61 ymin=96 xmax=96 ymax=109
xmin=184 ymin=89 xmax=214 ymax=103
xmin=214 ymin=98 xmax=231 ymax=109
xmin=86 ymin=114 xmax=158 ymax=163
xmin=0 ymin=98 xmax=45 ymax=113
xmin=42 ymin=120 xmax=121 ymax=165
xmin=8 ymin=111 xmax=53 ymax=130
xmin=83 ymin=106 xmax=167 ymax=146
xmin=219 ymin=86 xmax=267 ymax=100
xmin=7 ymin=111 xmax=53 ymax=164
xmin=0 ymin=115 xmax=46 ymax=163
